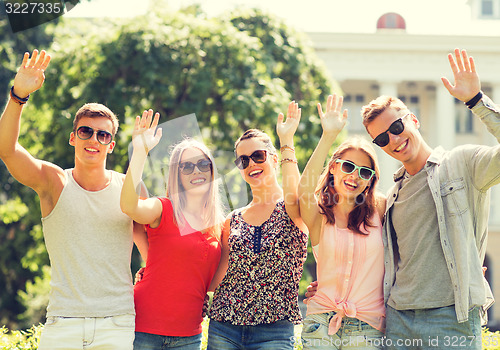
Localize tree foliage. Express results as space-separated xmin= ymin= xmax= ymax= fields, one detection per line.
xmin=0 ymin=5 xmax=338 ymax=328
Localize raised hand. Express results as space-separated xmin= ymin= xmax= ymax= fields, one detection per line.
xmin=132 ymin=109 xmax=162 ymax=154
xmin=277 ymin=101 xmax=301 ymax=144
xmin=441 ymin=48 xmax=481 ymax=102
xmin=317 ymin=94 xmax=348 ymax=135
xmin=12 ymin=50 xmax=51 ymax=98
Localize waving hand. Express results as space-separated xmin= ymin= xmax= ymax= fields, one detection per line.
xmin=132 ymin=109 xmax=162 ymax=154
xmin=13 ymin=50 xmax=51 ymax=98
xmin=441 ymin=48 xmax=480 ymax=102
xmin=317 ymin=93 xmax=348 ymax=136
xmin=277 ymin=101 xmax=301 ymax=144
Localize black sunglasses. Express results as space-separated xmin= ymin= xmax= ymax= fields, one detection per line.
xmin=179 ymin=159 xmax=212 ymax=175
xmin=76 ymin=126 xmax=113 ymax=145
xmin=335 ymin=159 xmax=375 ymax=181
xmin=372 ymin=114 xmax=410 ymax=147
xmin=234 ymin=150 xmax=267 ymax=170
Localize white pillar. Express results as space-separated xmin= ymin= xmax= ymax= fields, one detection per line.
xmin=376 ymin=81 xmax=402 ymax=194
xmin=435 ymin=84 xmax=456 ymax=150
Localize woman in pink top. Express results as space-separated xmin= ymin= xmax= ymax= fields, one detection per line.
xmin=120 ymin=110 xmax=225 ymax=349
xmin=298 ymin=94 xmax=386 ymax=349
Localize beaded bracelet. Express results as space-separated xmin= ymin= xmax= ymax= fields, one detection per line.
xmin=10 ymin=86 xmax=29 ymax=105
xmin=280 ymin=145 xmax=295 ymax=153
xmin=280 ymin=158 xmax=298 ymax=165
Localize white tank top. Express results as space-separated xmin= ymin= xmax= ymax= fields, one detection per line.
xmin=42 ymin=169 xmax=134 ymax=317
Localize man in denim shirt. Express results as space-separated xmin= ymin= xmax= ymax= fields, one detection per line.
xmin=362 ymin=49 xmax=499 ymax=349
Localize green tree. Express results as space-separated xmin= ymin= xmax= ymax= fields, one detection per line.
xmin=0 ymin=5 xmax=340 ymax=328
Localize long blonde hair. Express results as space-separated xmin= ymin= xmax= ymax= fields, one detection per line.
xmin=166 ymin=138 xmax=225 ymax=240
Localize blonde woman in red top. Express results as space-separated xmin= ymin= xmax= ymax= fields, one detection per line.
xmin=299 ymin=94 xmax=386 ymax=349
xmin=121 ymin=110 xmax=225 ymax=349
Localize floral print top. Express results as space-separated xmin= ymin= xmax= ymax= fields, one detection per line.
xmin=209 ymin=200 xmax=308 ymax=325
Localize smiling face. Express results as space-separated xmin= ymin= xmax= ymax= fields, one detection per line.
xmin=69 ymin=116 xmax=116 ymax=166
xmin=331 ymin=149 xmax=373 ymax=200
xmin=178 ymin=147 xmax=212 ymax=196
xmin=235 ymin=138 xmax=278 ymax=186
xmin=366 ymin=107 xmax=424 ymax=166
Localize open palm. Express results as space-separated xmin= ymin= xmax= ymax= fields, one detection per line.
xmin=441 ymin=49 xmax=480 ymax=102
xmin=277 ymin=101 xmax=301 ymax=141
xmin=13 ymin=50 xmax=51 ymax=97
xmin=318 ymin=94 xmax=348 ymax=135
xmin=132 ymin=109 xmax=162 ymax=154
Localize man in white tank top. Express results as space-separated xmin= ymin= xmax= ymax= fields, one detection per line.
xmin=0 ymin=50 xmax=139 ymax=349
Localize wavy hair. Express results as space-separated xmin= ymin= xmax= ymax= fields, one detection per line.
xmin=315 ymin=137 xmax=380 ymax=235
xmin=166 ymin=138 xmax=225 ymax=240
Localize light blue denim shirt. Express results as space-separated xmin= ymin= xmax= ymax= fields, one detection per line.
xmin=383 ymin=94 xmax=500 ymax=323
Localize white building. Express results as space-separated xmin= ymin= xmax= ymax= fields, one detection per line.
xmin=306 ymin=0 xmax=500 ymax=327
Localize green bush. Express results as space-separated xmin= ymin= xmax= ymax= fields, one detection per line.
xmin=0 ymin=324 xmax=42 ymax=350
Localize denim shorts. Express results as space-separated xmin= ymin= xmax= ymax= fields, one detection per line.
xmin=133 ymin=331 xmax=202 ymax=350
xmin=385 ymin=305 xmax=482 ymax=350
xmin=207 ymin=319 xmax=295 ymax=350
xmin=301 ymin=312 xmax=383 ymax=350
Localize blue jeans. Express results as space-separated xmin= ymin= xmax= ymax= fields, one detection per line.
xmin=206 ymin=319 xmax=295 ymax=350
xmin=385 ymin=305 xmax=482 ymax=349
xmin=301 ymin=312 xmax=383 ymax=350
xmin=133 ymin=331 xmax=202 ymax=350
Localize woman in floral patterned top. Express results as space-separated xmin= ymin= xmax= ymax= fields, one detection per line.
xmin=207 ymin=102 xmax=308 ymax=349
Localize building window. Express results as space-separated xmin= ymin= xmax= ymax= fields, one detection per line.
xmin=482 ymin=0 xmax=494 ymax=15
xmin=398 ymin=95 xmax=420 ymax=119
xmin=479 ymin=0 xmax=500 ymax=18
xmin=455 ymin=99 xmax=474 ymax=134
xmin=343 ymin=94 xmax=366 ymax=134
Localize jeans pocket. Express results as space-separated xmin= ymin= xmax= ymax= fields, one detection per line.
xmin=302 ymin=314 xmax=328 ymax=337
xmin=303 ymin=322 xmax=321 ymax=334
xmin=110 ymin=314 xmax=135 ymax=328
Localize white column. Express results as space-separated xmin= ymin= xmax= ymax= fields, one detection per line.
xmin=435 ymin=84 xmax=456 ymax=150
xmin=376 ymin=81 xmax=402 ymax=194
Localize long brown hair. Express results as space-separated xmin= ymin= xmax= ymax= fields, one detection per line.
xmin=315 ymin=137 xmax=380 ymax=234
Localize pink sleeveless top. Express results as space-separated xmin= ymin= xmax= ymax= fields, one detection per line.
xmin=306 ymin=214 xmax=385 ymax=335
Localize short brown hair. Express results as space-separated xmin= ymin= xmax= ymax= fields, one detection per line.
xmin=361 ymin=96 xmax=410 ymax=128
xmin=73 ymin=103 xmax=119 ymax=136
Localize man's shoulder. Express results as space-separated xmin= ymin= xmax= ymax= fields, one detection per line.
xmin=110 ymin=170 xmax=126 ymax=183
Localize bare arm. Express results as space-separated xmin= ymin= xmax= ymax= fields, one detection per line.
xmin=0 ymin=50 xmax=61 ymax=201
xmin=208 ymin=215 xmax=231 ymax=292
xmin=120 ymin=110 xmax=163 ymax=225
xmin=133 ymin=221 xmax=149 ymax=262
xmin=298 ymin=94 xmax=347 ymax=245
xmin=276 ymin=101 xmax=307 ymax=232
